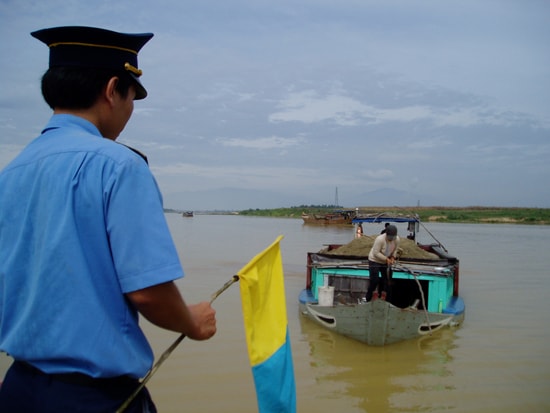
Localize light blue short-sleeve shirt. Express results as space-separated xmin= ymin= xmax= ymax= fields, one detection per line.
xmin=0 ymin=115 xmax=184 ymax=378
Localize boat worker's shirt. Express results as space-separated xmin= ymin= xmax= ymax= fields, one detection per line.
xmin=368 ymin=234 xmax=400 ymax=264
xmin=0 ymin=114 xmax=184 ymax=379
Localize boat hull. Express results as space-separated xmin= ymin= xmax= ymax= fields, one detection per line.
xmin=299 ymin=289 xmax=464 ymax=346
xmin=301 ymin=211 xmax=355 ymax=225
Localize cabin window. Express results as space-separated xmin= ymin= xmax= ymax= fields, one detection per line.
xmin=327 ymin=274 xmax=369 ymax=304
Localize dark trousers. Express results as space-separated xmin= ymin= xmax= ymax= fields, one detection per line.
xmin=0 ymin=361 xmax=157 ymax=413
xmin=366 ymin=260 xmax=392 ymax=301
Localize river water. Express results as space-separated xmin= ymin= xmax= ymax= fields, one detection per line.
xmin=2 ymin=214 xmax=549 ymax=412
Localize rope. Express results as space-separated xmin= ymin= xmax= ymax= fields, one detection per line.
xmin=394 ymin=264 xmax=432 ymax=335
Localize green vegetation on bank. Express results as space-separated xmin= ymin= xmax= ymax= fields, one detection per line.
xmin=238 ymin=205 xmax=550 ymax=225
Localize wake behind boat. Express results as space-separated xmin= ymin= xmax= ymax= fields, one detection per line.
xmin=298 ymin=213 xmax=465 ymax=346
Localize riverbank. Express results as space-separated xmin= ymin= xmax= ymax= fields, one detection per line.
xmin=238 ymin=206 xmax=550 ymax=225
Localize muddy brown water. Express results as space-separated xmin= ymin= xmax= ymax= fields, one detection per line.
xmin=2 ymin=214 xmax=549 ymax=412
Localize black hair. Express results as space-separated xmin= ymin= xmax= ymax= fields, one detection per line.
xmin=41 ymin=66 xmax=134 ymax=110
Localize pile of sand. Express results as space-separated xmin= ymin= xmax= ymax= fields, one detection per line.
xmin=321 ymin=234 xmax=439 ymax=260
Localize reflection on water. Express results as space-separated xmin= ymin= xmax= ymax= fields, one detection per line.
xmin=297 ymin=313 xmax=458 ymax=412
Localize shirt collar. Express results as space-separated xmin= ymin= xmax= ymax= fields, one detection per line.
xmin=42 ymin=114 xmax=103 ymax=138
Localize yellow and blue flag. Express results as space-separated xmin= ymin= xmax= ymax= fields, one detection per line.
xmin=237 ymin=235 xmax=296 ymax=413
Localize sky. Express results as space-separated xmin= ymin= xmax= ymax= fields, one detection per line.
xmin=1 ymin=0 xmax=549 ymax=210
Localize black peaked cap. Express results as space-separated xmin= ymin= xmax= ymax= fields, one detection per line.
xmin=31 ymin=26 xmax=154 ymax=100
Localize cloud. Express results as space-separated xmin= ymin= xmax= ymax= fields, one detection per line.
xmin=1 ymin=0 xmax=549 ymax=209
xmin=218 ymin=136 xmax=304 ymax=150
xmin=407 ymin=137 xmax=452 ymax=150
xmin=365 ymin=169 xmax=394 ymax=180
xmin=269 ymin=89 xmax=543 ymax=129
xmin=269 ymin=91 xmax=369 ymax=126
xmin=151 ymin=161 xmax=329 ymax=194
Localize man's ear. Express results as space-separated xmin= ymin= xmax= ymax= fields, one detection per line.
xmin=104 ymin=77 xmax=119 ymax=106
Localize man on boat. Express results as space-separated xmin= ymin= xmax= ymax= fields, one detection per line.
xmin=366 ymin=225 xmax=400 ymax=302
xmin=0 ymin=26 xmax=216 ymax=412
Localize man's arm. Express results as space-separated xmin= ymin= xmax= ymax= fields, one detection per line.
xmin=126 ymin=281 xmax=216 ymax=340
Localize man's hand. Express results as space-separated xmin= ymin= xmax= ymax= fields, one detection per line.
xmin=187 ymin=302 xmax=217 ymax=340
xmin=127 ymin=282 xmax=217 ymax=340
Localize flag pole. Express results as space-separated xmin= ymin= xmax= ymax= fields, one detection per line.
xmin=116 ymin=275 xmax=240 ymax=413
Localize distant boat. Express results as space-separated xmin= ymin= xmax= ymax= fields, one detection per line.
xmin=301 ymin=210 xmax=356 ymax=225
xmin=182 ymin=211 xmax=193 ymax=217
xmin=301 ymin=187 xmax=355 ymax=225
xmin=298 ymin=212 xmax=465 ymax=346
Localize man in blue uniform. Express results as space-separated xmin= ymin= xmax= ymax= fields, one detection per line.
xmin=0 ymin=26 xmax=217 ymax=412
